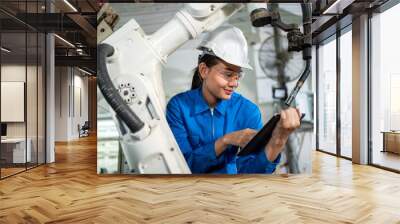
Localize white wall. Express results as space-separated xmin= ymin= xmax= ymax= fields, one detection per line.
xmin=1 ymin=65 xmax=38 ymax=137
xmin=55 ymin=66 xmax=68 ymax=141
xmin=1 ymin=65 xmax=26 ymax=142
xmin=72 ymin=73 xmax=89 ymax=137
xmin=54 ymin=67 xmax=89 ymax=141
xmin=1 ymin=64 xmax=46 ymax=164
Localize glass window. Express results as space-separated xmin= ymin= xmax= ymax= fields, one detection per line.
xmin=339 ymin=27 xmax=352 ymax=158
xmin=371 ymin=3 xmax=400 ymax=171
xmin=317 ymin=35 xmax=337 ymax=155
xmin=0 ymin=0 xmax=46 ymax=179
xmin=1 ymin=29 xmax=28 ymax=177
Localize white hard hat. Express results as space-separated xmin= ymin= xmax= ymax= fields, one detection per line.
xmin=197 ymin=25 xmax=253 ymax=70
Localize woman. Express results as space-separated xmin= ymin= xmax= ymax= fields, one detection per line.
xmin=166 ymin=26 xmax=300 ymax=174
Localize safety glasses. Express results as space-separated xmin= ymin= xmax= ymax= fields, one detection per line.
xmin=211 ymin=66 xmax=244 ymax=82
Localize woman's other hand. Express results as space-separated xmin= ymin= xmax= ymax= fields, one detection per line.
xmin=215 ymin=128 xmax=257 ymax=156
xmin=223 ymin=128 xmax=258 ymax=148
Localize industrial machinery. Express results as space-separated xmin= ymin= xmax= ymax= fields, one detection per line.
xmin=237 ymin=3 xmax=312 ymax=175
xmin=97 ymin=2 xmax=311 ymax=174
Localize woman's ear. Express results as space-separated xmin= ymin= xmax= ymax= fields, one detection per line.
xmin=198 ymin=62 xmax=208 ymax=80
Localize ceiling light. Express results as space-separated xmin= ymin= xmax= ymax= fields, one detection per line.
xmin=54 ymin=34 xmax=75 ymax=48
xmin=63 ymin=0 xmax=78 ymax=12
xmin=78 ymin=67 xmax=92 ymax=76
xmin=1 ymin=47 xmax=11 ymax=53
xmin=76 ymin=48 xmax=86 ymax=55
xmin=323 ymin=0 xmax=341 ymax=14
xmin=322 ymin=0 xmax=354 ymax=15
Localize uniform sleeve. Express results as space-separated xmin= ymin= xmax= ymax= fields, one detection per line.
xmin=166 ymin=97 xmax=220 ymax=173
xmin=236 ymin=103 xmax=281 ymax=174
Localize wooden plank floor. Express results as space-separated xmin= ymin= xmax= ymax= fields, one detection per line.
xmin=1 ymin=135 xmax=400 ymax=224
xmin=1 ymin=167 xmax=26 ymax=178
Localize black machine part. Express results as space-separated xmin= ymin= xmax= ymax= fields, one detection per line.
xmin=249 ymin=3 xmax=312 ymax=60
xmin=238 ymin=3 xmax=312 ymax=157
xmin=250 ymin=8 xmax=303 ymax=53
xmin=285 ymin=60 xmax=311 ymax=106
xmin=97 ymin=43 xmax=145 ymax=133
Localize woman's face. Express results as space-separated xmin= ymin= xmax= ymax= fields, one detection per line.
xmin=199 ymin=59 xmax=242 ymax=100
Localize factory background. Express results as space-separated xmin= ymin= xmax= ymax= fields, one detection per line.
xmin=97 ymin=3 xmax=314 ymax=174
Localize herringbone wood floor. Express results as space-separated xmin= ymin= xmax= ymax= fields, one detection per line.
xmin=1 ymin=135 xmax=400 ymax=224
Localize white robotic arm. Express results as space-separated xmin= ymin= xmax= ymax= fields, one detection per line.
xmin=98 ymin=3 xmax=244 ymax=174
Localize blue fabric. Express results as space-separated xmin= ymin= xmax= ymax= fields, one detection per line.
xmin=166 ymin=87 xmax=281 ymax=174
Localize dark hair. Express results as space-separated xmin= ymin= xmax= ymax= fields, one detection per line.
xmin=191 ymin=54 xmax=220 ymax=90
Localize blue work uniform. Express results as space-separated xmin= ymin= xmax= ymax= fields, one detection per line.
xmin=166 ymin=87 xmax=281 ymax=174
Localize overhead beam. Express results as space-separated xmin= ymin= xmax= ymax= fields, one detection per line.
xmin=55 ymin=55 xmax=96 ymax=71
xmin=12 ymin=13 xmax=83 ymax=32
xmin=52 ymin=0 xmax=97 ymax=47
xmin=67 ymin=14 xmax=97 ymax=46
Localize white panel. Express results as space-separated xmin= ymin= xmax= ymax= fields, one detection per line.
xmin=74 ymin=86 xmax=81 ymax=139
xmin=75 ymin=87 xmax=81 ymax=118
xmin=1 ymin=82 xmax=25 ymax=122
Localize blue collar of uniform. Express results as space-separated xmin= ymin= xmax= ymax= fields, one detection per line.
xmin=192 ymin=87 xmax=229 ymax=116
